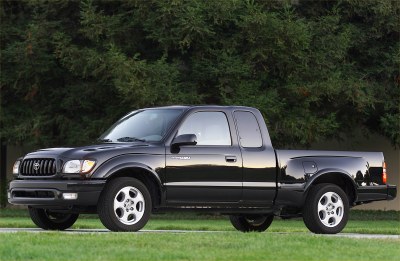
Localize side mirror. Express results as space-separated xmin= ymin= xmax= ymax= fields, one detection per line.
xmin=172 ymin=134 xmax=197 ymax=147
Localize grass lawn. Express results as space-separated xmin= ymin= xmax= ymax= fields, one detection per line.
xmin=0 ymin=209 xmax=399 ymax=260
xmin=1 ymin=232 xmax=400 ymax=261
xmin=1 ymin=216 xmax=400 ymax=235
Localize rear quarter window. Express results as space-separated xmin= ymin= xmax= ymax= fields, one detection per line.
xmin=234 ymin=111 xmax=263 ymax=148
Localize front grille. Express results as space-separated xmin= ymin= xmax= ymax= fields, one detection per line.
xmin=20 ymin=158 xmax=57 ymax=176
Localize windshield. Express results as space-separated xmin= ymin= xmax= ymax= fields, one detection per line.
xmin=99 ymin=109 xmax=184 ymax=142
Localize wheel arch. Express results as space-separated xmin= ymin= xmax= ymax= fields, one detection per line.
xmin=103 ymin=163 xmax=163 ymax=209
xmin=305 ymin=169 xmax=358 ymax=206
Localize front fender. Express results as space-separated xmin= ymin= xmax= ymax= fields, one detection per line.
xmin=90 ymin=154 xmax=164 ymax=188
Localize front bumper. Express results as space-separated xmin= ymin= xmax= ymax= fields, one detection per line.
xmin=8 ymin=179 xmax=106 ymax=207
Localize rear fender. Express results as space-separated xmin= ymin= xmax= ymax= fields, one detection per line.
xmin=282 ymin=156 xmax=368 ymax=206
xmin=305 ymin=168 xmax=358 ymax=203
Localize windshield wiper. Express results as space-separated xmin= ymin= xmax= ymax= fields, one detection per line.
xmin=97 ymin=138 xmax=113 ymax=143
xmin=116 ymin=137 xmax=146 ymax=142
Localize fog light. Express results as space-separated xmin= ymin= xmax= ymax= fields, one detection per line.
xmin=62 ymin=193 xmax=78 ymax=200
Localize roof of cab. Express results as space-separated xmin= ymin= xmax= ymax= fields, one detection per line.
xmin=144 ymin=105 xmax=257 ymax=111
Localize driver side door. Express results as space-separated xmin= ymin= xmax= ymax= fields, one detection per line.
xmin=165 ymin=111 xmax=242 ymax=203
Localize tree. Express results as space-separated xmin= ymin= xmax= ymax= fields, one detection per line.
xmin=1 ymin=0 xmax=399 ymax=148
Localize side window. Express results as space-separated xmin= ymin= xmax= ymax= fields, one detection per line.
xmin=177 ymin=112 xmax=231 ymax=146
xmin=234 ymin=111 xmax=262 ymax=148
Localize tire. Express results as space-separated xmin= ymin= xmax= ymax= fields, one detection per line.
xmin=303 ymin=183 xmax=349 ymax=234
xmin=98 ymin=177 xmax=152 ymax=232
xmin=229 ymin=214 xmax=274 ymax=232
xmin=28 ymin=207 xmax=79 ymax=230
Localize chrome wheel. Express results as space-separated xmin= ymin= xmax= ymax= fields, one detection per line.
xmin=317 ymin=191 xmax=344 ymax=228
xmin=113 ymin=186 xmax=145 ymax=225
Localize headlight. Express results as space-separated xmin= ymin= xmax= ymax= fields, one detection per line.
xmin=63 ymin=160 xmax=81 ymax=173
xmin=63 ymin=160 xmax=96 ymax=174
xmin=12 ymin=160 xmax=21 ymax=175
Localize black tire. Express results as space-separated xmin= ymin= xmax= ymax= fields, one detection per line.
xmin=28 ymin=207 xmax=79 ymax=230
xmin=229 ymin=214 xmax=274 ymax=232
xmin=98 ymin=177 xmax=152 ymax=232
xmin=303 ymin=183 xmax=349 ymax=234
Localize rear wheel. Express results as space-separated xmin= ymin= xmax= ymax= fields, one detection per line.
xmin=98 ymin=177 xmax=151 ymax=232
xmin=28 ymin=207 xmax=79 ymax=230
xmin=229 ymin=214 xmax=274 ymax=232
xmin=303 ymin=183 xmax=349 ymax=234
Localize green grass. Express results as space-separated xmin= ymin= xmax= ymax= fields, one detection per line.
xmin=0 ymin=209 xmax=399 ymax=260
xmin=1 ymin=217 xmax=399 ymax=234
xmin=1 ymin=232 xmax=399 ymax=261
xmin=348 ymin=210 xmax=400 ymax=221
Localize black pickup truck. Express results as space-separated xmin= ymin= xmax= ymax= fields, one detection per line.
xmin=8 ymin=106 xmax=397 ymax=234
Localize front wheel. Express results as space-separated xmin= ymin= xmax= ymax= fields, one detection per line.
xmin=28 ymin=207 xmax=79 ymax=230
xmin=303 ymin=183 xmax=349 ymax=234
xmin=98 ymin=177 xmax=152 ymax=232
xmin=229 ymin=214 xmax=274 ymax=232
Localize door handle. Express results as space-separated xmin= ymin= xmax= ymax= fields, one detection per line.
xmin=225 ymin=156 xmax=237 ymax=163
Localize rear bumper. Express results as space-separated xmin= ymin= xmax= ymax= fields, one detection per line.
xmin=387 ymin=185 xmax=397 ymax=200
xmin=8 ymin=179 xmax=106 ymax=207
xmin=356 ymin=184 xmax=397 ymax=203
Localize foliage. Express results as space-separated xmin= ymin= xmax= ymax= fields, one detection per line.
xmin=1 ymin=0 xmax=399 ymax=147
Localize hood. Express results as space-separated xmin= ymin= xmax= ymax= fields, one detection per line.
xmin=24 ymin=142 xmax=162 ymax=162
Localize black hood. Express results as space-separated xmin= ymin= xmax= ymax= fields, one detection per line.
xmin=24 ymin=142 xmax=161 ymax=162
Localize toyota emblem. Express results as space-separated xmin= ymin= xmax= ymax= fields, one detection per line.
xmin=33 ymin=162 xmax=40 ymax=171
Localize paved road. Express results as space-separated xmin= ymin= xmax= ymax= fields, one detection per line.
xmin=0 ymin=228 xmax=398 ymax=239
xmin=0 ymin=228 xmax=220 ymax=234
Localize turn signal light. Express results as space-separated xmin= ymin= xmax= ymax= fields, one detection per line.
xmin=382 ymin=162 xmax=387 ymax=184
